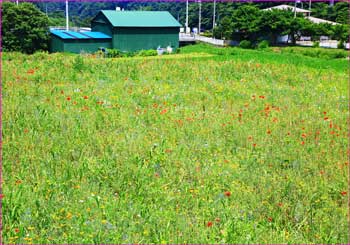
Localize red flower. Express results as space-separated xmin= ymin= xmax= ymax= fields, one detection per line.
xmin=267 ymin=217 xmax=273 ymax=222
xmin=60 ymin=90 xmax=64 ymax=94
xmin=66 ymin=97 xmax=71 ymax=101
xmin=259 ymin=95 xmax=265 ymax=99
xmin=341 ymin=191 xmax=347 ymax=196
xmin=97 ymin=101 xmax=104 ymax=105
xmin=252 ymin=143 xmax=257 ymax=147
xmin=215 ymin=218 xmax=220 ymax=223
xmin=277 ymin=202 xmax=283 ymax=207
xmin=24 ymin=128 xmax=29 ymax=133
xmin=267 ymin=129 xmax=271 ymax=134
xmin=224 ymin=191 xmax=231 ymax=197
xmin=319 ymin=170 xmax=325 ymax=175
xmin=323 ymin=111 xmax=327 ymax=115
xmin=301 ymin=141 xmax=305 ymax=145
xmin=0 ymin=194 xmax=4 ymax=199
xmin=206 ymin=221 xmax=213 ymax=227
xmin=324 ymin=117 xmax=329 ymax=120
xmin=14 ymin=228 xmax=20 ymax=233
xmin=83 ymin=95 xmax=88 ymax=99
xmin=27 ymin=69 xmax=35 ymax=74
xmin=160 ymin=109 xmax=168 ymax=115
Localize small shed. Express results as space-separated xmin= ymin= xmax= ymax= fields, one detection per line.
xmin=91 ymin=11 xmax=181 ymax=52
xmin=50 ymin=30 xmax=112 ymax=53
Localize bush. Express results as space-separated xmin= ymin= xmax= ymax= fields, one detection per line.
xmin=123 ymin=51 xmax=135 ymax=57
xmin=106 ymin=49 xmax=122 ymax=58
xmin=257 ymin=40 xmax=269 ymax=49
xmin=239 ymin=40 xmax=252 ymax=49
xmin=137 ymin=49 xmax=157 ymax=57
xmin=337 ymin=41 xmax=345 ymax=49
xmin=313 ymin=41 xmax=320 ymax=48
xmin=73 ymin=55 xmax=84 ymax=72
xmin=202 ymin=31 xmax=213 ymax=37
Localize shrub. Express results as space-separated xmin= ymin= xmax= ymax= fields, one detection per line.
xmin=137 ymin=49 xmax=158 ymax=57
xmin=106 ymin=49 xmax=122 ymax=58
xmin=257 ymin=40 xmax=269 ymax=49
xmin=337 ymin=41 xmax=345 ymax=49
xmin=313 ymin=41 xmax=320 ymax=48
xmin=123 ymin=51 xmax=135 ymax=57
xmin=72 ymin=55 xmax=84 ymax=72
xmin=239 ymin=40 xmax=252 ymax=49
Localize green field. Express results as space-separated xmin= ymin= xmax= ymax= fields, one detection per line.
xmin=2 ymin=44 xmax=349 ymax=243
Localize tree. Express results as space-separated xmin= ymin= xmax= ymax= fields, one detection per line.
xmin=260 ymin=9 xmax=292 ymax=44
xmin=2 ymin=2 xmax=50 ymax=54
xmin=231 ymin=4 xmax=262 ymax=41
xmin=331 ymin=24 xmax=349 ymax=43
xmin=213 ymin=16 xmax=233 ymax=39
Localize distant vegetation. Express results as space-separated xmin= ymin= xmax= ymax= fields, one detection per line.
xmin=213 ymin=4 xmax=349 ymax=45
xmin=33 ymin=1 xmax=349 ymax=28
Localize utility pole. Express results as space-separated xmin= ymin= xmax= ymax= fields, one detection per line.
xmin=309 ymin=0 xmax=311 ymax=17
xmin=213 ymin=0 xmax=216 ymax=34
xmin=66 ymin=0 xmax=69 ymax=31
xmin=294 ymin=0 xmax=297 ymax=18
xmin=198 ymin=0 xmax=201 ymax=34
xmin=185 ymin=0 xmax=189 ymax=33
xmin=16 ymin=0 xmax=18 ymax=5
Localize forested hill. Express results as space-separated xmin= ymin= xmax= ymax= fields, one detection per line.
xmin=35 ymin=1 xmax=348 ymax=29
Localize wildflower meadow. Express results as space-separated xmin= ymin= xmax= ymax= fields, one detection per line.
xmin=1 ymin=44 xmax=349 ymax=243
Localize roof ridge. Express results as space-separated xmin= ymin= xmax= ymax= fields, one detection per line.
xmin=96 ymin=10 xmax=181 ymax=28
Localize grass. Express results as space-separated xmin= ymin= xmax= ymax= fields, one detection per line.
xmin=2 ymin=44 xmax=349 ymax=243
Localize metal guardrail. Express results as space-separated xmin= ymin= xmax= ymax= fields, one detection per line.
xmin=179 ymin=33 xmax=225 ymax=46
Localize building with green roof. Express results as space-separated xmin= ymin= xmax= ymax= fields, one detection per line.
xmin=91 ymin=10 xmax=181 ymax=52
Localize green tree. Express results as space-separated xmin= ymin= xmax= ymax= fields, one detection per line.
xmin=231 ymin=4 xmax=262 ymax=41
xmin=260 ymin=9 xmax=292 ymax=44
xmin=2 ymin=2 xmax=50 ymax=53
xmin=213 ymin=16 xmax=233 ymax=39
xmin=331 ymin=24 xmax=349 ymax=42
xmin=312 ymin=22 xmax=334 ymax=41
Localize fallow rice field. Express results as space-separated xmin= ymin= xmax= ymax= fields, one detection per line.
xmin=1 ymin=44 xmax=349 ymax=243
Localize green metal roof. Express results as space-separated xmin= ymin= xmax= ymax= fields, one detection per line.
xmin=99 ymin=11 xmax=181 ymax=28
